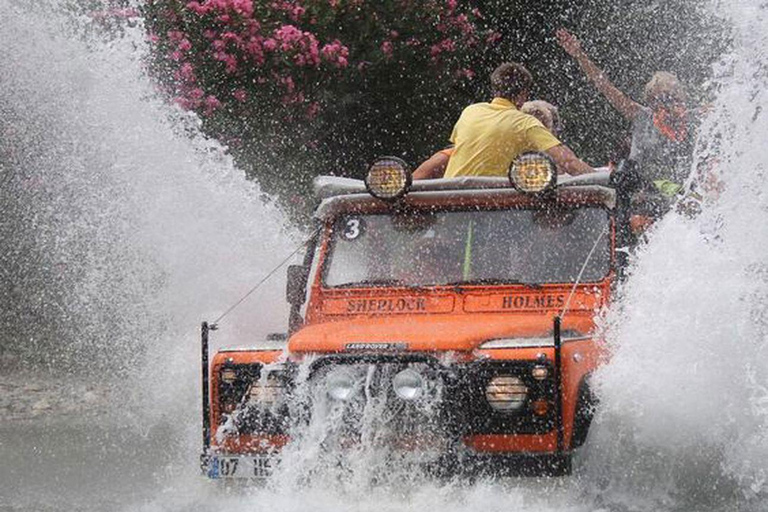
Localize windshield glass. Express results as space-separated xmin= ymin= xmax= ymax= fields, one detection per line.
xmin=323 ymin=207 xmax=610 ymax=287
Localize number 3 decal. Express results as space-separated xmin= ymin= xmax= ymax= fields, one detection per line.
xmin=342 ymin=218 xmax=363 ymax=240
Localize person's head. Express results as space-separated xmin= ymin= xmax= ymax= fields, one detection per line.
xmin=643 ymin=71 xmax=687 ymax=110
xmin=491 ymin=62 xmax=533 ymax=107
xmin=521 ymin=100 xmax=561 ymax=134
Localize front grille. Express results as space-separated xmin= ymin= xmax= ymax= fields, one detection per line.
xmin=216 ymin=357 xmax=557 ymax=440
xmin=307 ymin=355 xmax=556 ymax=437
xmin=306 ymin=354 xmax=451 ymax=440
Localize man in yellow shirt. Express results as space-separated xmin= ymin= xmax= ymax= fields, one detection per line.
xmin=444 ymin=62 xmax=594 ymax=178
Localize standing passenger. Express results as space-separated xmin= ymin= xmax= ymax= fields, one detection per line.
xmin=556 ymin=28 xmax=696 ymax=207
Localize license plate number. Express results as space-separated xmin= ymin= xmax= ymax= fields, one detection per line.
xmin=212 ymin=455 xmax=273 ymax=479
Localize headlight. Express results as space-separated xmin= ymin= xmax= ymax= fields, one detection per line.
xmin=392 ymin=369 xmax=424 ymax=400
xmin=247 ymin=374 xmax=285 ymax=406
xmin=365 ymin=156 xmax=411 ymax=201
xmin=508 ymin=151 xmax=556 ymax=193
xmin=325 ymin=369 xmax=358 ymax=401
xmin=485 ymin=375 xmax=528 ymax=413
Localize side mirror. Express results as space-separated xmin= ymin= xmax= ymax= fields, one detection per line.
xmin=286 ymin=265 xmax=309 ymax=306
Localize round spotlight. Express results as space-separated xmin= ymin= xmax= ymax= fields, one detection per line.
xmin=326 ymin=370 xmax=357 ymax=401
xmin=365 ymin=157 xmax=412 ymax=201
xmin=392 ymin=369 xmax=424 ymax=400
xmin=485 ymin=375 xmax=528 ymax=413
xmin=508 ymin=152 xmax=557 ymax=193
xmin=531 ymin=365 xmax=549 ymax=380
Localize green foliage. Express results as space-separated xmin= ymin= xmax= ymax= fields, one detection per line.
xmin=142 ymin=0 xmax=728 ymax=220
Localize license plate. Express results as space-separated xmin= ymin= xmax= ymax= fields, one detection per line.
xmin=208 ymin=455 xmax=274 ymax=479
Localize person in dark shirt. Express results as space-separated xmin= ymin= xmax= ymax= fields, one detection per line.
xmin=556 ymin=28 xmax=696 ymax=217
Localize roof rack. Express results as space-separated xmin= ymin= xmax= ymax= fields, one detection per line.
xmin=313 ymin=170 xmax=612 ymax=200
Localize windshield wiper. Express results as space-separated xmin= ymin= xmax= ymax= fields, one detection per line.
xmin=333 ymin=279 xmax=409 ymax=288
xmin=444 ymin=278 xmax=533 ymax=287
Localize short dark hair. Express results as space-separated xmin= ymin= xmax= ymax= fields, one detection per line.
xmin=491 ymin=62 xmax=533 ymax=100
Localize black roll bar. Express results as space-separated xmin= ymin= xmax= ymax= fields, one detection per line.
xmin=201 ymin=321 xmax=216 ymax=454
xmin=553 ymin=315 xmax=565 ymax=452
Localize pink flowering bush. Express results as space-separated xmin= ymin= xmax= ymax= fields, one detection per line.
xmin=142 ymin=0 xmax=498 ymax=211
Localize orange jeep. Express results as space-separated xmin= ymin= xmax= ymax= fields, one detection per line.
xmin=200 ymin=153 xmax=628 ymax=479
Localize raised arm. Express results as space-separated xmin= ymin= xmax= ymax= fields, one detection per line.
xmin=546 ymin=144 xmax=594 ymax=176
xmin=556 ymin=28 xmax=642 ymax=121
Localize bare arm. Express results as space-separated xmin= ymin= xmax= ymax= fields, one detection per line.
xmin=546 ymin=144 xmax=594 ymax=176
xmin=556 ymin=28 xmax=642 ymax=121
xmin=413 ymin=151 xmax=450 ymax=180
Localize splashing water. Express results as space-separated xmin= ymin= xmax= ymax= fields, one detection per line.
xmin=1 ymin=0 xmax=768 ymax=511
xmin=0 ymin=0 xmax=297 ymax=425
xmin=582 ymin=3 xmax=768 ymax=510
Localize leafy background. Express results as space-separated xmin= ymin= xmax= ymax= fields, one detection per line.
xmin=141 ymin=0 xmax=728 ymax=219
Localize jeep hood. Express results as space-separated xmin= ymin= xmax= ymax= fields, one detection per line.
xmin=288 ymin=313 xmax=595 ymax=353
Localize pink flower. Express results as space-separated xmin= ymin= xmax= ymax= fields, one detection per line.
xmin=186 ymin=1 xmax=207 ymax=14
xmin=447 ymin=0 xmax=458 ymax=11
xmin=320 ymin=39 xmax=350 ymax=67
xmin=179 ymin=62 xmax=195 ymax=80
xmin=307 ymin=101 xmax=320 ymax=119
xmin=168 ymin=30 xmax=185 ymax=42
xmin=204 ymin=95 xmax=221 ymax=115
xmin=178 ymin=39 xmax=192 ymax=51
xmin=189 ymin=88 xmax=205 ymax=100
xmin=233 ymin=89 xmax=247 ymax=102
xmin=274 ymin=25 xmax=307 ymax=53
xmin=263 ymin=38 xmax=277 ymax=51
xmin=170 ymin=50 xmax=183 ymax=61
xmin=486 ymin=31 xmax=502 ymax=44
xmin=380 ymin=40 xmax=393 ymax=57
xmin=224 ymin=55 xmax=238 ymax=73
xmin=231 ymin=0 xmax=254 ymax=17
xmin=282 ymin=75 xmax=295 ymax=92
xmin=222 ymin=32 xmax=241 ymax=44
xmin=291 ymin=6 xmax=306 ymax=20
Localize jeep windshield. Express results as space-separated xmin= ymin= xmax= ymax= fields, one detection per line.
xmin=323 ymin=207 xmax=610 ymax=288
